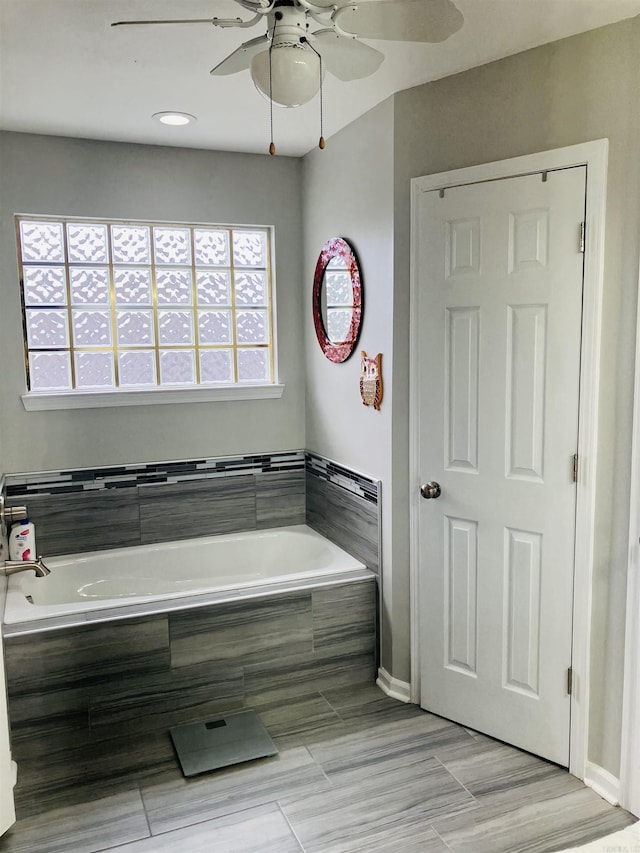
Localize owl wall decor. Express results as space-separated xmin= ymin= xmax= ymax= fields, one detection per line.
xmin=360 ymin=351 xmax=383 ymax=410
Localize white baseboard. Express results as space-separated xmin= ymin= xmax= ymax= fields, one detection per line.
xmin=584 ymin=761 xmax=621 ymax=806
xmin=376 ymin=667 xmax=412 ymax=703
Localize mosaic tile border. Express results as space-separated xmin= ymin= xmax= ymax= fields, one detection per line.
xmin=4 ymin=451 xmax=305 ymax=498
xmin=305 ymin=452 xmax=379 ymax=505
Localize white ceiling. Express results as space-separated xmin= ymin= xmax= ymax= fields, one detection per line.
xmin=1 ymin=0 xmax=639 ymax=158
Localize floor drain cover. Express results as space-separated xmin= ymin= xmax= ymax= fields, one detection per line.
xmin=170 ymin=709 xmax=279 ymax=777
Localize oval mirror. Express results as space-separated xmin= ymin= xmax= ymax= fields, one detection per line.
xmin=312 ymin=237 xmax=363 ymax=363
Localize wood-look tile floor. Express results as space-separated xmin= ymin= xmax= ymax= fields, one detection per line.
xmin=0 ymin=683 xmax=634 ymax=853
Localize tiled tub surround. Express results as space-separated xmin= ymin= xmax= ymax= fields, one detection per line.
xmin=2 ymin=452 xmax=381 ymax=576
xmin=3 ymin=452 xmax=307 ymax=558
xmin=3 ymin=576 xmax=377 ymax=819
xmin=304 ymin=452 xmax=381 ymax=577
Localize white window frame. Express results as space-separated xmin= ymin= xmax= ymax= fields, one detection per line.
xmin=16 ymin=214 xmax=283 ymax=411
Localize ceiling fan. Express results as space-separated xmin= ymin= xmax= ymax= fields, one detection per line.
xmin=112 ymin=0 xmax=464 ymax=152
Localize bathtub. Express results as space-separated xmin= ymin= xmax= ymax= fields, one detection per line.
xmin=3 ymin=524 xmax=371 ymax=628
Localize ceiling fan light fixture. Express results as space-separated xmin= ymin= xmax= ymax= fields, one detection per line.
xmin=251 ymin=42 xmax=323 ymax=108
xmin=153 ymin=111 xmax=197 ymax=126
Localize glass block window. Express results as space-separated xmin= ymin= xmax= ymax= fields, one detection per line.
xmin=16 ymin=217 xmax=275 ymax=392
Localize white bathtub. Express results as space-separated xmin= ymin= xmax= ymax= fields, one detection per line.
xmin=3 ymin=525 xmax=370 ymax=626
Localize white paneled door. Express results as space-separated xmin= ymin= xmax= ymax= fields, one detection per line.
xmin=416 ymin=167 xmax=586 ymax=766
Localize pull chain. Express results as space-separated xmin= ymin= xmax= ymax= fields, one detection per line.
xmin=305 ymin=40 xmax=325 ymax=151
xmin=268 ymin=43 xmax=275 ymax=156
xmin=318 ymin=52 xmax=325 ymax=150
xmin=268 ymin=39 xmax=325 ymax=155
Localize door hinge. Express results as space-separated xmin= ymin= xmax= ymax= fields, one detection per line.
xmin=567 ymin=666 xmax=573 ymax=696
xmin=572 ymin=453 xmax=579 ymax=483
xmin=579 ymin=221 xmax=586 ymax=253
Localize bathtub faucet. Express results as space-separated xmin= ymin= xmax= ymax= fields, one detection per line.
xmin=1 ymin=556 xmax=51 ymax=578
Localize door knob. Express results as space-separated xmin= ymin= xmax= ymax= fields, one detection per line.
xmin=420 ymin=481 xmax=441 ymax=499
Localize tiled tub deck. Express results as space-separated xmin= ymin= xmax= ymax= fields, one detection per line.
xmin=4 ymin=577 xmax=377 ymax=819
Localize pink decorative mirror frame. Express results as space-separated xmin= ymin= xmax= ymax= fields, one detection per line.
xmin=312 ymin=236 xmax=363 ymax=363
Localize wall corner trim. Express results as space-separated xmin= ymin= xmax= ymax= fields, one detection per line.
xmin=376 ymin=667 xmax=412 ymax=703
xmin=621 ymin=257 xmax=640 ymax=819
xmin=584 ymin=761 xmax=621 ymax=806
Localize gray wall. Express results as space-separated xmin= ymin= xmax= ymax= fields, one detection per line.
xmin=392 ymin=17 xmax=640 ymax=776
xmin=302 ymin=99 xmax=395 ymax=666
xmin=0 ymin=132 xmax=305 ymax=473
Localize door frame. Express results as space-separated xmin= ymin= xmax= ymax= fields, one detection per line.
xmin=620 ymin=259 xmax=640 ymax=816
xmin=409 ymin=139 xmax=609 ymax=781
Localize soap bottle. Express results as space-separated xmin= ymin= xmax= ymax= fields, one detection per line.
xmin=9 ymin=518 xmax=36 ymax=562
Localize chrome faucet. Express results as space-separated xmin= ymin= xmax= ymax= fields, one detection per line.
xmin=1 ymin=556 xmax=51 ymax=578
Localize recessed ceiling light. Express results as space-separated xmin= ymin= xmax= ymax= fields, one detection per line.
xmin=153 ymin=111 xmax=197 ymax=127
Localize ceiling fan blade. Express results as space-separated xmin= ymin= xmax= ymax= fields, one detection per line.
xmin=235 ymin=0 xmax=271 ymax=11
xmin=336 ymin=0 xmax=463 ymax=43
xmin=210 ymin=34 xmax=269 ymax=76
xmin=313 ymin=30 xmax=384 ymax=81
xmin=111 ymin=18 xmax=219 ymax=27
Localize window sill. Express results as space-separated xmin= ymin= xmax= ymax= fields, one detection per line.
xmin=21 ymin=384 xmax=285 ymax=411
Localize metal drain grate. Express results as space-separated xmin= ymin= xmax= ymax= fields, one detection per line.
xmin=170 ymin=709 xmax=279 ymax=777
